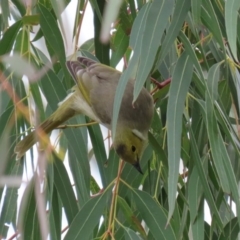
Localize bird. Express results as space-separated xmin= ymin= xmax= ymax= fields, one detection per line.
xmin=14 ymin=57 xmax=154 ymax=173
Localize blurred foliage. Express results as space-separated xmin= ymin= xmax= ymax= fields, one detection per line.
xmin=1 ymin=0 xmax=240 ymax=239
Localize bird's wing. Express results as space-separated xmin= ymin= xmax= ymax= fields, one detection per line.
xmin=66 ymin=57 xmax=123 ymax=126
xmin=66 ymin=57 xmax=121 ymax=104
xmin=66 ymin=58 xmax=94 ymax=106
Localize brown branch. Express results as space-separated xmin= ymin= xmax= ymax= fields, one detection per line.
xmin=61 ymin=225 xmax=69 ymax=234
xmin=7 ymin=231 xmax=19 ymax=240
xmin=151 ymin=77 xmax=171 ymax=90
xmin=91 ymin=188 xmax=104 ymax=198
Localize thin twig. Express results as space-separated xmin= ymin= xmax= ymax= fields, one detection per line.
xmin=151 ymin=77 xmax=171 ymax=90
xmin=74 ymin=0 xmax=88 ymax=53
xmin=102 ymin=160 xmax=124 ymax=239
xmin=57 ymin=121 xmax=97 ymax=129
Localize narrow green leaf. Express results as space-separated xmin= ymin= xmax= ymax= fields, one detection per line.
xmin=47 ymin=163 xmax=60 ymax=240
xmin=111 ymin=25 xmax=129 ymax=67
xmin=90 ymin=176 xmax=101 ymax=195
xmin=93 ymin=0 xmax=110 ymax=64
xmin=118 ymin=196 xmax=147 ymax=238
xmin=0 ymin=0 xmax=10 ymax=26
xmin=219 ymin=217 xmax=240 ymax=240
xmin=37 ymin=4 xmax=65 ymax=62
xmin=50 ymin=0 xmax=70 ymax=52
xmin=189 ymin=124 xmax=223 ymax=228
xmin=112 ymin=3 xmax=150 ymax=139
xmin=80 ymin=38 xmax=95 ymax=53
xmin=0 ymin=72 xmax=12 ymax=116
xmin=159 ymin=0 xmax=191 ymax=63
xmin=214 ymin=103 xmax=240 ymax=176
xmin=119 ymin=1 xmax=134 ymax=33
xmin=134 ymin=0 xmax=174 ymax=102
xmin=128 ymin=0 xmax=137 ymax=20
xmin=129 ymin=3 xmax=150 ymax=51
xmin=218 ymin=133 xmax=240 ymax=227
xmin=205 ymin=63 xmax=230 ymax=193
xmin=191 ymin=200 xmax=204 ymax=240
xmin=227 ymin=63 xmax=240 ymax=121
xmin=17 ymin=178 xmax=41 ymax=240
xmin=143 ymin=169 xmax=158 ymax=197
xmin=89 ymin=0 xmax=102 ymax=23
xmin=64 ymin=187 xmax=111 ymax=240
xmin=225 ymin=0 xmax=240 ymax=60
xmin=53 ymin=154 xmax=79 ymax=224
xmin=13 ymin=29 xmax=29 ymax=55
xmin=201 ymin=0 xmax=225 ymax=55
xmin=112 ymin=53 xmax=139 ymax=139
xmin=191 ymin=0 xmax=202 ymax=25
xmin=105 ymin=148 xmax=119 ymax=183
xmin=40 ymin=65 xmax=91 ymax=206
xmin=204 ymin=222 xmax=218 ymax=239
xmin=166 ymin=52 xmax=193 ymax=221
xmin=114 ymin=223 xmax=127 ymax=240
xmin=207 ymin=37 xmax=225 ymax=62
xmin=218 ymin=80 xmax=231 ymax=113
xmin=123 ymin=227 xmax=143 ymax=240
xmin=49 ymin=185 xmax=62 ymax=240
xmin=87 ymin=123 xmax=108 ymax=187
xmin=37 ymin=3 xmax=70 ymax=82
xmin=11 ymin=0 xmax=26 ymax=16
xmin=176 ymin=199 xmax=189 ymax=240
xmin=0 ymin=126 xmax=10 ymax=173
xmin=188 ymin=167 xmax=203 ymax=223
xmin=148 ymin=132 xmax=168 ymax=167
xmin=31 ymin=28 xmax=44 ymax=43
xmin=101 ymin=0 xmax=123 ymax=42
xmin=30 ymin=81 xmax=46 ymax=122
xmin=131 ymin=189 xmax=177 ymax=240
xmin=39 ymin=69 xmax=67 ymax=111
xmin=66 ymin=116 xmax=90 ymax=206
xmin=0 ymin=161 xmax=23 ymax=238
xmin=0 ymin=102 xmax=14 ymax=138
xmin=0 ymin=20 xmax=22 ymax=55
xmin=179 ymin=31 xmax=205 ymax=80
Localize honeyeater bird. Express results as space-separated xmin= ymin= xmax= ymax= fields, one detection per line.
xmin=14 ymin=57 xmax=154 ymax=173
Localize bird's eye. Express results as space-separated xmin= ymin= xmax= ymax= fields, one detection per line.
xmin=131 ymin=145 xmax=136 ymax=152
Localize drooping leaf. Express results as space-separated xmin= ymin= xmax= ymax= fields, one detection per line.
xmin=64 ymin=187 xmax=111 ymax=240
xmin=225 ymin=0 xmax=240 ymax=60
xmin=131 ymin=189 xmax=177 ymax=240
xmin=166 ymin=51 xmax=193 ymax=221
xmin=0 ymin=20 xmax=22 ymax=56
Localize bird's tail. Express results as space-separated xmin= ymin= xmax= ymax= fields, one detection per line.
xmin=15 ymin=95 xmax=76 ymax=159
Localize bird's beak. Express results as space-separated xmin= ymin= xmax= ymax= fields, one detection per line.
xmin=133 ymin=160 xmax=143 ymax=174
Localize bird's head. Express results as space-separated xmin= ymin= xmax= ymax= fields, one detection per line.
xmin=113 ymin=128 xmax=147 ymax=174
